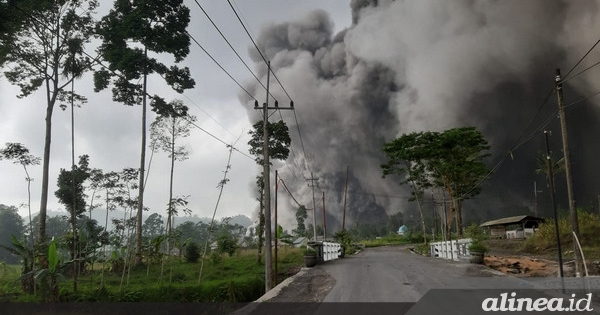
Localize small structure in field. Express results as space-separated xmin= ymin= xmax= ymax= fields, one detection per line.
xmin=480 ymin=215 xmax=545 ymax=239
xmin=397 ymin=225 xmax=408 ymax=235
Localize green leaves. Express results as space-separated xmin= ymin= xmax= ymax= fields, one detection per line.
xmin=248 ymin=120 xmax=292 ymax=165
xmin=54 ymin=154 xmax=92 ymax=217
xmin=48 ymin=240 xmax=58 ymax=274
xmin=381 ymin=126 xmax=490 ymax=200
xmin=94 ymin=0 xmax=195 ymax=101
xmin=0 ymin=142 xmax=41 ymax=166
xmin=2 ymin=0 xmax=98 ymax=96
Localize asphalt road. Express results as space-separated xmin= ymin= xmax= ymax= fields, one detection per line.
xmin=234 ymin=246 xmax=599 ymax=315
xmin=321 ymin=245 xmax=474 ymax=302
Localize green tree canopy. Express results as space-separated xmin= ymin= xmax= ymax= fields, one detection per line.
xmin=1 ymin=0 xmax=98 ymax=242
xmin=94 ymin=0 xmax=195 ymax=265
xmin=248 ymin=120 xmax=291 ymax=165
xmin=382 ymin=126 xmax=490 ymax=236
xmin=54 ymin=155 xmax=92 ymax=217
xmin=142 ymin=213 xmax=165 ymax=239
xmin=0 ymin=204 xmax=24 ymax=264
xmin=293 ymin=205 xmax=307 ymax=237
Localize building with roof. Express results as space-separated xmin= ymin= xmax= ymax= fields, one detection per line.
xmin=397 ymin=225 xmax=408 ymax=235
xmin=479 ymin=215 xmax=545 ymax=239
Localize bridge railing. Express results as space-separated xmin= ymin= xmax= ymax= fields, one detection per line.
xmin=322 ymin=241 xmax=342 ymax=261
xmin=429 ymin=238 xmax=472 ymax=261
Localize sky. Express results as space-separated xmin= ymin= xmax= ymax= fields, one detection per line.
xmin=0 ymin=1 xmax=352 ymax=228
xmin=3 ymin=0 xmax=600 ymax=234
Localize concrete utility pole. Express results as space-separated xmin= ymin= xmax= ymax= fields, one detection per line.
xmin=322 ymin=191 xmax=326 ymax=240
xmin=544 ymin=131 xmax=565 ymax=291
xmin=274 ymin=170 xmax=280 ymax=288
xmin=555 ymin=69 xmax=583 ymax=276
xmin=254 ymin=62 xmax=294 ymax=291
xmin=533 ymin=181 xmax=542 ymax=217
xmin=261 ymin=61 xmax=272 ymax=292
xmin=306 ymin=172 xmax=319 ymax=241
xmin=342 ymin=166 xmax=349 ymax=230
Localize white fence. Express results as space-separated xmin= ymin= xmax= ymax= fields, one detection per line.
xmin=430 ymin=238 xmax=472 ymax=261
xmin=322 ymin=241 xmax=342 ymax=262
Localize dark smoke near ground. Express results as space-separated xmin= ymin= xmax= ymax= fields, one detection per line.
xmin=241 ymin=0 xmax=600 ymax=234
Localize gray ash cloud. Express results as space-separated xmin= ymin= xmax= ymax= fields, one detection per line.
xmin=242 ymin=0 xmax=600 ymax=232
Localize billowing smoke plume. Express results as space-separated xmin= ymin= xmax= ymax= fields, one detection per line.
xmin=242 ymin=0 xmax=600 ymax=232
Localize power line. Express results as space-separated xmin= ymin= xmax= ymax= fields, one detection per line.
xmin=292 ymin=108 xmax=311 ymax=172
xmin=185 ymin=31 xmax=256 ymax=102
xmin=179 ymin=93 xmax=237 ymax=139
xmin=564 ymin=38 xmax=600 ymax=78
xmin=224 ymin=0 xmax=308 ymax=179
xmin=561 ymin=60 xmax=600 ymax=84
xmin=191 ymin=0 xmax=277 ymax=102
xmin=226 ymin=0 xmax=294 ymax=101
xmin=277 ymin=110 xmax=305 ymax=181
xmin=185 ymin=118 xmax=254 ymax=161
xmin=279 ymin=178 xmax=305 ymax=208
xmin=510 ymin=87 xmax=555 ymax=149
xmin=456 ymin=86 xmax=559 ymax=200
xmin=10 ymin=1 xmax=260 ymax=189
xmin=226 ymin=0 xmax=268 ymax=71
xmin=564 ymin=89 xmax=600 ymax=110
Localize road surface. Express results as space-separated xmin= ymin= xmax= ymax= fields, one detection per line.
xmin=322 ymin=245 xmax=478 ymax=302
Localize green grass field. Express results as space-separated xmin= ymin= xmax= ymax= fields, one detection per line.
xmin=0 ymin=247 xmax=304 ymax=302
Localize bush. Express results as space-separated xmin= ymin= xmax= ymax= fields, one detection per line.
xmin=333 ymin=229 xmax=352 ymax=247
xmin=303 ymin=247 xmax=316 ymax=256
xmin=413 ymin=243 xmax=430 ymax=256
xmin=184 ymin=242 xmax=200 ymax=263
xmin=523 ymin=211 xmax=600 ymax=253
xmin=217 ymin=234 xmax=238 ymax=257
xmin=465 ymin=223 xmax=487 ymax=253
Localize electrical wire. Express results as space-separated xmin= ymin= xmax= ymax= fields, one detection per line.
xmin=226 ymin=0 xmax=294 ymax=101
xmin=191 ymin=0 xmax=277 ymax=102
xmin=185 ymin=117 xmax=254 ymax=161
xmin=561 ymin=60 xmax=600 ymax=84
xmin=279 ymin=178 xmax=306 ymax=208
xmin=564 ymin=38 xmax=600 ymax=78
xmin=186 ymin=31 xmax=256 ymax=101
xmin=277 ymin=110 xmax=304 ymax=182
xmin=179 ymin=93 xmax=237 ymax=138
xmin=292 ymin=109 xmax=311 ymax=172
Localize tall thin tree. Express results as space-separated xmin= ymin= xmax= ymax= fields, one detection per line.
xmin=149 ymin=100 xmax=194 ymax=241
xmin=0 ymin=143 xmax=41 ymax=246
xmin=0 ymin=0 xmax=98 ymax=244
xmin=95 ymin=0 xmax=195 ymax=264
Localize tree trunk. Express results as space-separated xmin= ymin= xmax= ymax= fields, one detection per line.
xmin=40 ymin=93 xmax=58 ymax=244
xmin=70 ymin=80 xmax=78 ymax=293
xmin=415 ymin=197 xmax=427 ymax=244
xmin=135 ymin=59 xmax=148 ymax=266
xmin=410 ymin=181 xmax=427 ymax=244
xmin=168 ymin=117 xmax=175 ymax=241
xmin=456 ymin=198 xmax=463 ymax=238
xmin=445 ymin=181 xmax=454 ymax=238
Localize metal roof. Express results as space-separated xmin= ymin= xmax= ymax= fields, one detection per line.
xmin=479 ymin=215 xmax=545 ymax=227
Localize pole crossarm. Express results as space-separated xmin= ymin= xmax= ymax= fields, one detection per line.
xmin=254 ymin=100 xmax=295 ymax=110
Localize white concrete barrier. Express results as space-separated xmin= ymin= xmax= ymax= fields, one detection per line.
xmin=322 ymin=241 xmax=342 ymax=261
xmin=430 ymin=238 xmax=472 ymax=261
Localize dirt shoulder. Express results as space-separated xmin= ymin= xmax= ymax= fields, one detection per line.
xmin=260 ymin=266 xmax=336 ymax=302
xmin=231 ymin=267 xmax=336 ymax=315
xmin=484 ymin=239 xmax=600 ymax=277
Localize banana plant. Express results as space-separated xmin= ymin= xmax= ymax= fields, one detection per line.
xmin=0 ymin=235 xmax=34 ymax=293
xmin=34 ymin=239 xmax=65 ymax=301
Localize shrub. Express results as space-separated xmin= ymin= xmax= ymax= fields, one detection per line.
xmin=217 ymin=234 xmax=238 ymax=257
xmin=303 ymin=247 xmax=316 ymax=256
xmin=523 ymin=211 xmax=600 ymax=253
xmin=465 ymin=223 xmax=487 ymax=253
xmin=184 ymin=242 xmax=200 ymax=263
